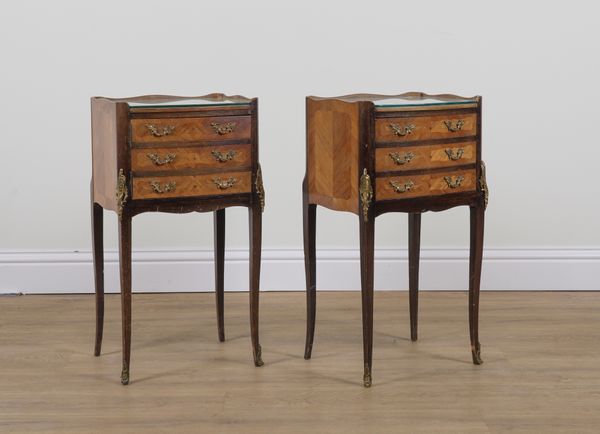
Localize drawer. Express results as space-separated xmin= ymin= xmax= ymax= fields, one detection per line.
xmin=375 ymin=113 xmax=477 ymax=143
xmin=131 ymin=144 xmax=251 ymax=173
xmin=132 ymin=171 xmax=252 ymax=200
xmin=375 ymin=141 xmax=476 ymax=172
xmin=376 ymin=169 xmax=477 ymax=201
xmin=130 ymin=116 xmax=251 ymax=144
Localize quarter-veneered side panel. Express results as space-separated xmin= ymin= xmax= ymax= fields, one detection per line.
xmin=307 ymin=98 xmax=360 ymax=214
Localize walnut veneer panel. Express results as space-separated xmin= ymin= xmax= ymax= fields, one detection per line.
xmin=131 ymin=144 xmax=251 ymax=173
xmin=306 ymin=98 xmax=360 ymax=213
xmin=375 ymin=113 xmax=477 ymax=143
xmin=91 ymin=98 xmax=128 ymax=211
xmin=375 ymin=141 xmax=476 ymax=172
xmin=376 ymin=169 xmax=477 ymax=201
xmin=132 ymin=171 xmax=251 ymax=200
xmin=130 ymin=116 xmax=251 ymax=145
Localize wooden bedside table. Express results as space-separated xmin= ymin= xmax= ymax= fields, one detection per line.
xmin=303 ymin=93 xmax=488 ymax=387
xmin=91 ymin=94 xmax=265 ymax=384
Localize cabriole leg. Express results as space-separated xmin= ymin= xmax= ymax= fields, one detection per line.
xmin=249 ymin=203 xmax=263 ymax=367
xmin=359 ymin=214 xmax=375 ymax=387
xmin=119 ymin=214 xmax=132 ymax=384
xmin=91 ymin=181 xmax=105 ymax=357
xmin=214 ymin=209 xmax=225 ymax=342
xmin=408 ymin=213 xmax=421 ymax=342
xmin=469 ymin=204 xmax=485 ymax=365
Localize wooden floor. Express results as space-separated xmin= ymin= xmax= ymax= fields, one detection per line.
xmin=1 ymin=291 xmax=599 ymax=433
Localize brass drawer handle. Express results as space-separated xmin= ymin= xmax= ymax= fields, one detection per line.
xmin=146 ymin=153 xmax=176 ymax=166
xmin=211 ymin=122 xmax=237 ymax=135
xmin=150 ymin=180 xmax=176 ymax=194
xmin=443 ymin=120 xmax=465 ymax=132
xmin=389 ymin=151 xmax=415 ymax=165
xmin=389 ymin=123 xmax=415 ymax=137
xmin=213 ymin=177 xmax=237 ymax=189
xmin=389 ymin=180 xmax=415 ymax=193
xmin=146 ymin=124 xmax=175 ymax=137
xmin=211 ymin=150 xmax=237 ymax=162
xmin=444 ymin=175 xmax=464 ymax=188
xmin=444 ymin=148 xmax=464 ymax=161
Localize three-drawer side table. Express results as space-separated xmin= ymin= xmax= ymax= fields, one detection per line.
xmin=91 ymin=94 xmax=265 ymax=384
xmin=303 ymin=93 xmax=488 ymax=387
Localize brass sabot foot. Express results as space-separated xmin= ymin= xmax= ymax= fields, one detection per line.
xmin=471 ymin=343 xmax=483 ymax=365
xmin=363 ymin=366 xmax=372 ymax=388
xmin=254 ymin=345 xmax=264 ymax=367
xmin=121 ymin=367 xmax=130 ymax=385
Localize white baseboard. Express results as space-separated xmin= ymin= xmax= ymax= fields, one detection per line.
xmin=1 ymin=248 xmax=599 ymax=294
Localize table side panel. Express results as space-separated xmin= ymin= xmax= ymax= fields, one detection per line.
xmin=307 ymin=98 xmax=360 ymax=214
xmin=91 ymin=98 xmax=125 ymax=211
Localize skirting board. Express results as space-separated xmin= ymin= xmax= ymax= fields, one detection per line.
xmin=1 ymin=248 xmax=599 ymax=294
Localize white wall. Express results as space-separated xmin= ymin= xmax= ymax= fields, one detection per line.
xmin=1 ymin=1 xmax=599 ymax=291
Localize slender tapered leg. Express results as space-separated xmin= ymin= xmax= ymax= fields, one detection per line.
xmin=249 ymin=203 xmax=263 ymax=367
xmin=119 ymin=214 xmax=132 ymax=384
xmin=469 ymin=204 xmax=485 ymax=365
xmin=303 ymin=185 xmax=317 ymax=360
xmin=359 ymin=215 xmax=375 ymax=387
xmin=408 ymin=212 xmax=421 ymax=342
xmin=91 ymin=182 xmax=105 ymax=357
xmin=214 ymin=209 xmax=225 ymax=342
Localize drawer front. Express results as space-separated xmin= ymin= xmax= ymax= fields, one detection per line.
xmin=375 ymin=113 xmax=477 ymax=143
xmin=131 ymin=116 xmax=251 ymax=144
xmin=132 ymin=171 xmax=252 ymax=200
xmin=376 ymin=169 xmax=477 ymax=201
xmin=131 ymin=144 xmax=251 ymax=173
xmin=375 ymin=141 xmax=476 ymax=172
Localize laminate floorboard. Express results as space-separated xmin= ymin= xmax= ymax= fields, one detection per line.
xmin=1 ymin=291 xmax=599 ymax=433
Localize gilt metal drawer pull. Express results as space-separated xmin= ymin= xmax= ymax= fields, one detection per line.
xmin=213 ymin=177 xmax=237 ymax=189
xmin=146 ymin=153 xmax=176 ymax=166
xmin=389 ymin=151 xmax=415 ymax=165
xmin=150 ymin=180 xmax=176 ymax=194
xmin=444 ymin=148 xmax=464 ymax=161
xmin=389 ymin=123 xmax=416 ymax=137
xmin=444 ymin=175 xmax=464 ymax=188
xmin=443 ymin=120 xmax=465 ymax=132
xmin=211 ymin=150 xmax=237 ymax=162
xmin=146 ymin=124 xmax=175 ymax=137
xmin=211 ymin=122 xmax=237 ymax=135
xmin=389 ymin=180 xmax=415 ymax=193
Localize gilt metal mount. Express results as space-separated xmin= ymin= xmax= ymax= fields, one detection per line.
xmin=444 ymin=148 xmax=464 ymax=161
xmin=359 ymin=169 xmax=373 ymax=222
xmin=213 ymin=177 xmax=237 ymax=189
xmin=147 ymin=153 xmax=176 ymax=166
xmin=389 ymin=151 xmax=415 ymax=165
xmin=115 ymin=169 xmax=128 ymax=219
xmin=480 ymin=161 xmax=489 ymax=209
xmin=255 ymin=164 xmax=265 ymax=212
xmin=443 ymin=119 xmax=464 ymax=132
xmin=146 ymin=124 xmax=175 ymax=137
xmin=211 ymin=122 xmax=236 ymax=135
xmin=389 ymin=123 xmax=415 ymax=137
xmin=389 ymin=180 xmax=415 ymax=193
xmin=211 ymin=150 xmax=237 ymax=162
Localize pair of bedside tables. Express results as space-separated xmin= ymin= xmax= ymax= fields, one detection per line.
xmin=91 ymin=92 xmax=487 ymax=387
